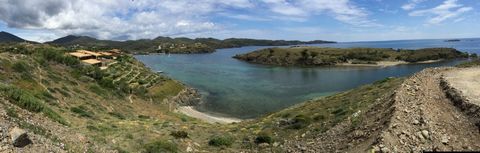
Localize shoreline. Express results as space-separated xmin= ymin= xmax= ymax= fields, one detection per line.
xmin=176 ymin=106 xmax=243 ymax=124
xmin=336 ymin=59 xmax=444 ymax=67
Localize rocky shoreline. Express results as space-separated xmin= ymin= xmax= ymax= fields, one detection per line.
xmin=166 ymin=86 xmax=242 ymax=123
xmin=165 ymin=87 xmax=203 ymax=107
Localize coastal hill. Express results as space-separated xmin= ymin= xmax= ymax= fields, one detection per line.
xmin=47 ymin=35 xmax=335 ymax=54
xmin=0 ymin=42 xmax=479 ymax=152
xmin=0 ymin=31 xmax=35 ymax=43
xmin=233 ymin=46 xmax=471 ymax=66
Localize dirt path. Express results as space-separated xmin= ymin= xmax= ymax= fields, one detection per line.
xmin=378 ymin=68 xmax=480 ymax=152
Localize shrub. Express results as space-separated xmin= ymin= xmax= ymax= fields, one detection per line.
xmin=287 ymin=115 xmax=312 ymax=129
xmin=170 ymin=131 xmax=189 ymax=139
xmin=12 ymin=61 xmax=31 ymax=73
xmin=208 ymin=135 xmax=235 ymax=147
xmin=0 ymin=84 xmax=67 ymax=125
xmin=144 ymin=141 xmax=178 ymax=153
xmin=138 ymin=115 xmax=150 ymax=119
xmin=255 ymin=132 xmax=273 ymax=144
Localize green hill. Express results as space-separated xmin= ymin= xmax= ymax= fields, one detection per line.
xmin=47 ymin=35 xmax=335 ymax=54
xmin=0 ymin=31 xmax=35 ymax=43
xmin=233 ymin=46 xmax=469 ymax=66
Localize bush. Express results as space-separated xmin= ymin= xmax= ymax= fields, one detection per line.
xmin=12 ymin=61 xmax=31 ymax=73
xmin=287 ymin=115 xmax=312 ymax=129
xmin=170 ymin=131 xmax=189 ymax=139
xmin=144 ymin=141 xmax=178 ymax=153
xmin=208 ymin=135 xmax=235 ymax=147
xmin=255 ymin=132 xmax=273 ymax=144
xmin=0 ymin=84 xmax=67 ymax=125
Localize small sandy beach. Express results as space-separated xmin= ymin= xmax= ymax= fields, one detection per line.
xmin=337 ymin=60 xmax=443 ymax=67
xmin=177 ymin=106 xmax=243 ymax=124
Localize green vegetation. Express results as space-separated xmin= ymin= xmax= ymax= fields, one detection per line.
xmin=143 ymin=141 xmax=178 ymax=153
xmin=71 ymin=106 xmax=95 ymax=118
xmin=255 ymin=132 xmax=274 ymax=144
xmin=170 ymin=131 xmax=189 ymax=139
xmin=47 ymin=35 xmax=335 ymax=54
xmin=0 ymin=84 xmax=67 ymax=125
xmin=456 ymin=59 xmax=480 ymax=68
xmin=208 ymin=135 xmax=235 ymax=147
xmin=234 ymin=47 xmax=468 ymax=66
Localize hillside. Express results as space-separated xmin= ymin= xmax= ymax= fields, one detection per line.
xmin=233 ymin=46 xmax=470 ymax=66
xmin=0 ymin=31 xmax=28 ymax=43
xmin=47 ymin=35 xmax=335 ymax=54
xmin=0 ymin=43 xmax=479 ymax=152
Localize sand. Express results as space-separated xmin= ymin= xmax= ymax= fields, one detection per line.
xmin=177 ymin=106 xmax=242 ymax=124
xmin=337 ymin=60 xmax=443 ymax=67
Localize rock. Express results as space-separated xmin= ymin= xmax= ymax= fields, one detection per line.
xmin=441 ymin=135 xmax=449 ymax=145
xmin=9 ymin=127 xmax=31 ymax=147
xmin=421 ymin=130 xmax=429 ymax=139
xmin=416 ymin=132 xmax=425 ymax=141
xmin=186 ymin=146 xmax=193 ymax=152
xmin=259 ymin=143 xmax=270 ymax=148
xmin=372 ymin=146 xmax=381 ymax=152
xmin=413 ymin=119 xmax=420 ymax=125
xmin=381 ymin=147 xmax=390 ymax=153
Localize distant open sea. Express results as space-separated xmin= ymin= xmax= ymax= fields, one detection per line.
xmin=136 ymin=38 xmax=479 ymax=118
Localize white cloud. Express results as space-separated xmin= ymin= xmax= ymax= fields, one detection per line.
xmin=261 ymin=0 xmax=379 ymax=27
xmin=408 ymin=0 xmax=473 ymax=24
xmin=402 ymin=0 xmax=427 ymax=10
xmin=0 ymin=0 xmax=252 ymax=40
xmin=0 ymin=0 xmax=379 ymax=41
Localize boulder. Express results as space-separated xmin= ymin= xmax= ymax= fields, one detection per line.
xmin=9 ymin=127 xmax=31 ymax=147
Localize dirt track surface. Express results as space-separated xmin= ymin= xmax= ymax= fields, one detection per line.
xmin=443 ymin=68 xmax=480 ymax=106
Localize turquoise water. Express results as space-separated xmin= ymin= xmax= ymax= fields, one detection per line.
xmin=136 ymin=38 xmax=479 ymax=119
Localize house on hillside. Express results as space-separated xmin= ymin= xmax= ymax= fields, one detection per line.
xmin=109 ymin=49 xmax=122 ymax=56
xmin=69 ymin=52 xmax=94 ymax=60
xmin=78 ymin=50 xmax=102 ymax=59
xmin=81 ymin=59 xmax=102 ymax=67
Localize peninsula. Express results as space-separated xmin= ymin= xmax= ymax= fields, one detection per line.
xmin=47 ymin=35 xmax=335 ymax=54
xmin=233 ymin=46 xmax=471 ymax=67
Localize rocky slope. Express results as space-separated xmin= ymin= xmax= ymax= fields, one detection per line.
xmin=283 ymin=67 xmax=480 ymax=152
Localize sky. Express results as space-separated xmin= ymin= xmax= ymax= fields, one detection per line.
xmin=0 ymin=0 xmax=479 ymax=42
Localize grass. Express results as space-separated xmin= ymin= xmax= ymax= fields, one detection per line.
xmin=144 ymin=141 xmax=178 ymax=153
xmin=71 ymin=106 xmax=95 ymax=118
xmin=148 ymin=80 xmax=184 ymax=100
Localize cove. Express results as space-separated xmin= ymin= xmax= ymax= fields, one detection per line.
xmin=136 ymin=39 xmax=479 ymax=119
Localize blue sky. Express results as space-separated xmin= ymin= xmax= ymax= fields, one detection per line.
xmin=0 ymin=0 xmax=479 ymax=42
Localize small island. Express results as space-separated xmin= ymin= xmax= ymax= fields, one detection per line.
xmin=445 ymin=39 xmax=461 ymax=42
xmin=233 ymin=47 xmax=470 ymax=67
